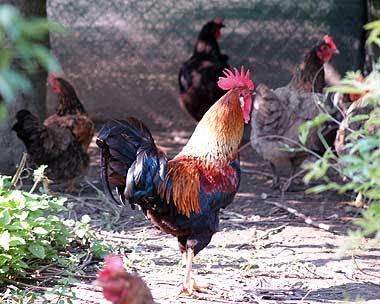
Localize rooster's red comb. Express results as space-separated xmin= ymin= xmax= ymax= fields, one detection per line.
xmin=218 ymin=66 xmax=254 ymax=91
xmin=98 ymin=255 xmax=125 ymax=280
xmin=323 ymin=35 xmax=337 ymax=50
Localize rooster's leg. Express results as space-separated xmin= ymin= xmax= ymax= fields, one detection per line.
xmin=177 ymin=248 xmax=208 ymax=297
xmin=182 ymin=251 xmax=187 ymax=265
xmin=177 ymin=248 xmax=194 ymax=296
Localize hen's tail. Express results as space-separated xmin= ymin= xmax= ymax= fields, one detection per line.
xmin=12 ymin=110 xmax=47 ymax=154
xmin=96 ymin=118 xmax=167 ymax=207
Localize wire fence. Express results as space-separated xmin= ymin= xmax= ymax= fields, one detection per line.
xmin=47 ymin=0 xmax=366 ymax=130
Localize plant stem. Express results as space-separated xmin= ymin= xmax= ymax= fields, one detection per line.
xmin=11 ymin=152 xmax=28 ymax=187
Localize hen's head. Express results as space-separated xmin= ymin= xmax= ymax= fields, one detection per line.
xmin=316 ymin=35 xmax=339 ymax=62
xmin=95 ymin=255 xmax=153 ymax=304
xmin=200 ymin=18 xmax=225 ymax=40
xmin=218 ymin=66 xmax=254 ymax=123
xmin=48 ymin=74 xmax=62 ymax=93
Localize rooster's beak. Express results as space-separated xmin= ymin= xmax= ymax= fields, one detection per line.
xmin=334 ymin=48 xmax=340 ymax=54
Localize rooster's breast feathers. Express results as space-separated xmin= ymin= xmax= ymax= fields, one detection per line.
xmin=158 ymin=155 xmax=240 ymax=218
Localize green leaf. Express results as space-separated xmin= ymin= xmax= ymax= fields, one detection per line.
xmin=364 ymin=20 xmax=380 ymax=30
xmin=81 ymin=215 xmax=91 ymax=224
xmin=28 ymin=243 xmax=45 ymax=259
xmin=0 ymin=266 xmax=9 ymax=274
xmin=75 ymin=228 xmax=88 ymax=239
xmin=0 ymin=209 xmax=11 ymax=226
xmin=33 ymin=227 xmax=48 ymax=235
xmin=349 ymin=114 xmax=369 ymax=123
xmin=365 ymin=189 xmax=380 ymax=199
xmin=0 ymin=102 xmax=7 ymax=121
xmin=6 ymin=189 xmax=26 ymax=207
xmin=0 ymin=254 xmax=12 ymax=266
xmin=26 ymin=199 xmax=46 ymax=211
xmin=325 ymin=85 xmax=364 ymax=94
xmin=0 ymin=230 xmax=10 ymax=250
xmin=19 ymin=210 xmax=28 ymax=221
xmin=9 ymin=235 xmax=25 ymax=246
xmin=0 ymin=5 xmax=19 ymax=32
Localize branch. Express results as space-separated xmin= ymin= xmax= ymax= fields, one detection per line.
xmin=262 ymin=200 xmax=337 ymax=233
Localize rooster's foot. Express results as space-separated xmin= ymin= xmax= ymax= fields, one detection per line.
xmin=176 ymin=279 xmax=208 ymax=298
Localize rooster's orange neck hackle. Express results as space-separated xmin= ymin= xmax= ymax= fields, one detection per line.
xmin=178 ymin=66 xmax=254 ymax=165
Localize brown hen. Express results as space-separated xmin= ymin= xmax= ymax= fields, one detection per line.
xmin=12 ymin=75 xmax=95 ymax=192
xmin=251 ymin=35 xmax=339 ymax=190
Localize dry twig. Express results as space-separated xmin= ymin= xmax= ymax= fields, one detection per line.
xmin=352 ymin=252 xmax=380 ymax=279
xmin=262 ymin=200 xmax=337 ymax=233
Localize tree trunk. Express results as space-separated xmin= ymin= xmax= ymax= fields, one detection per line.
xmin=0 ymin=0 xmax=49 ymax=175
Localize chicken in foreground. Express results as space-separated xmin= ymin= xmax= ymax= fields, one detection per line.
xmin=95 ymin=255 xmax=155 ymax=304
xmin=178 ymin=18 xmax=229 ymax=121
xmin=12 ymin=75 xmax=95 ymax=192
xmin=250 ymin=35 xmax=339 ymax=190
xmin=97 ymin=67 xmax=254 ymax=296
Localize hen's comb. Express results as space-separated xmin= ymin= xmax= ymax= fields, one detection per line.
xmin=323 ymin=35 xmax=337 ymax=50
xmin=48 ymin=73 xmax=61 ymax=86
xmin=213 ymin=17 xmax=224 ymax=25
xmin=218 ymin=66 xmax=254 ymax=91
xmin=98 ymin=255 xmax=125 ymax=280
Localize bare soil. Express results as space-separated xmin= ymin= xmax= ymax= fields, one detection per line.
xmin=42 ymin=129 xmax=380 ymax=304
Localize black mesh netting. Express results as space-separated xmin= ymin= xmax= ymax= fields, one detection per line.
xmin=47 ymin=0 xmax=366 ymax=130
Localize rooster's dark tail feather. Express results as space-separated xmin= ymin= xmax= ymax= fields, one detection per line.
xmin=96 ymin=118 xmax=167 ymax=207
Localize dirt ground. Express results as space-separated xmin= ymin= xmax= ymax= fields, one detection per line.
xmin=40 ymin=127 xmax=380 ymax=304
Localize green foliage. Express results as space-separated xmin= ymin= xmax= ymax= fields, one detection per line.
xmin=299 ymin=113 xmax=331 ymax=145
xmin=302 ymin=22 xmax=380 ymax=248
xmin=0 ymin=4 xmax=65 ymax=117
xmin=0 ymin=168 xmax=111 ymax=284
xmin=365 ymin=20 xmax=380 ymax=46
xmin=0 ymin=174 xmax=67 ymax=278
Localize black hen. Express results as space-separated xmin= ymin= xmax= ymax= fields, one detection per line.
xmin=178 ymin=18 xmax=229 ymax=121
xmin=12 ymin=110 xmax=89 ymax=182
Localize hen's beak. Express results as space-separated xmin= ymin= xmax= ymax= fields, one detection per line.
xmin=93 ymin=279 xmax=103 ymax=287
xmin=334 ymin=48 xmax=340 ymax=54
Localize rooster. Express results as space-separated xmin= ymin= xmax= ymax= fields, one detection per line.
xmin=250 ymin=35 xmax=339 ymax=190
xmin=95 ymin=255 xmax=155 ymax=304
xmin=178 ymin=18 xmax=229 ymax=121
xmin=97 ymin=67 xmax=253 ymax=295
xmin=12 ymin=75 xmax=95 ymax=192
